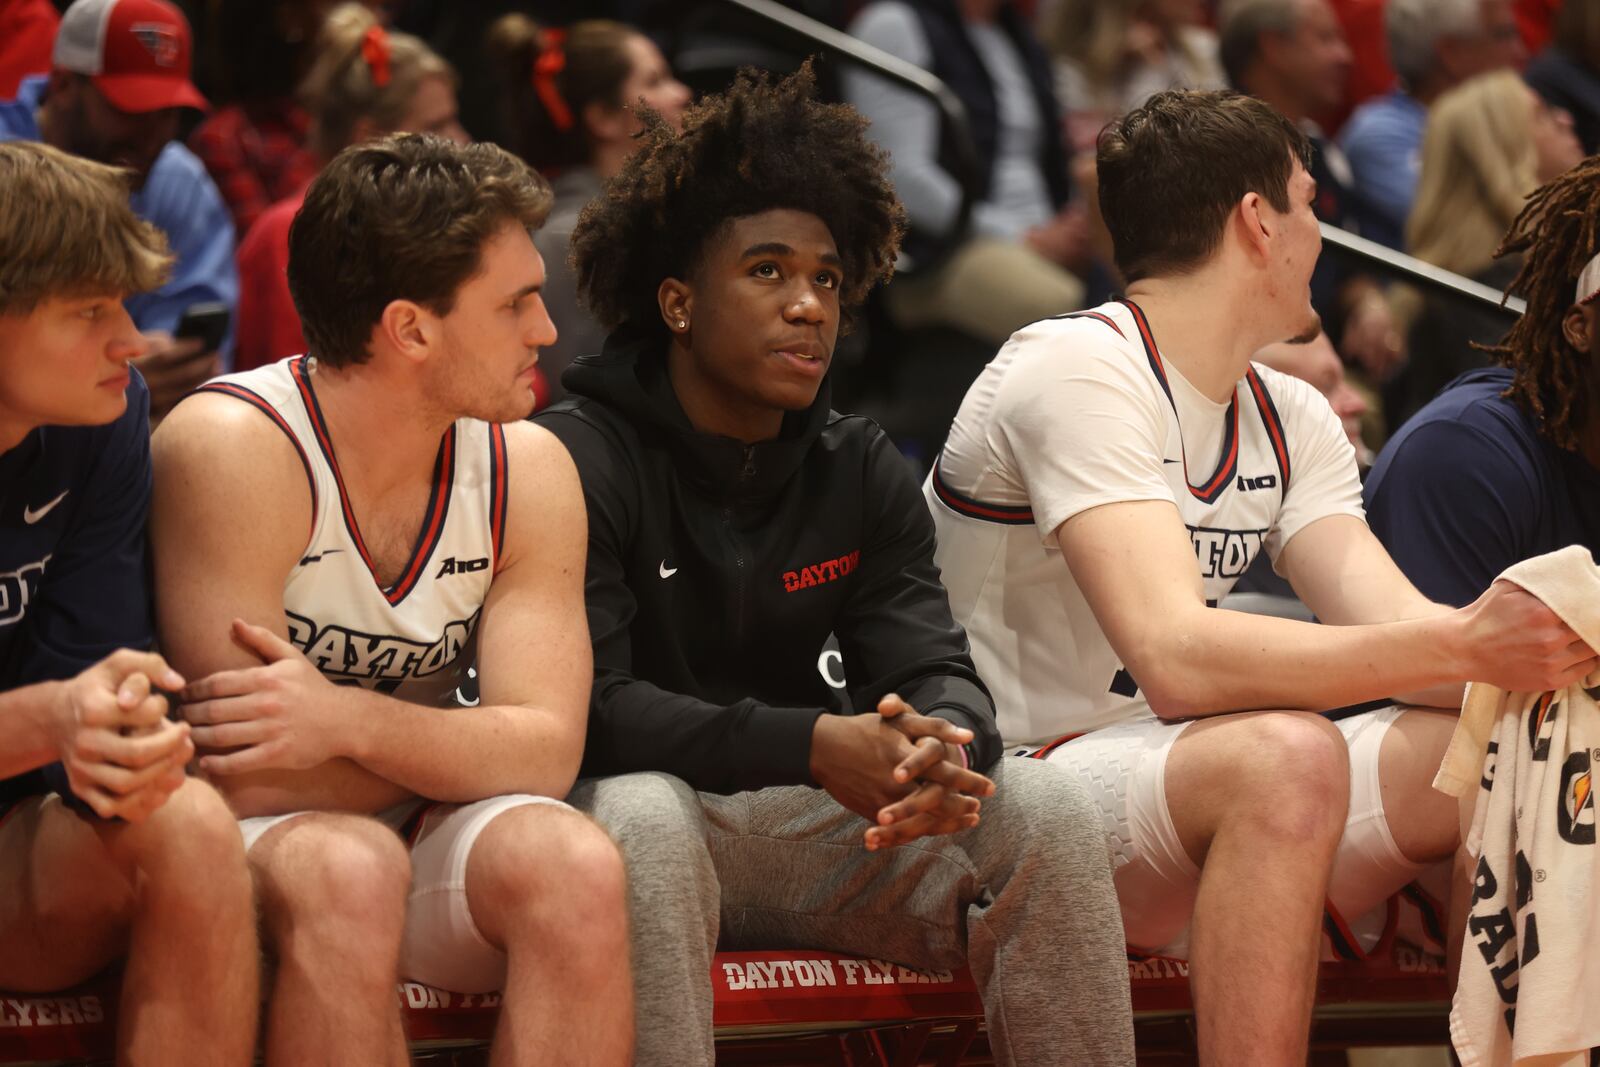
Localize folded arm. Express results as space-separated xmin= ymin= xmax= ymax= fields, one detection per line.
xmin=152 ymin=399 xmax=591 ymax=815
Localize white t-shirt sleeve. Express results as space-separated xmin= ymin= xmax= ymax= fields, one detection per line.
xmin=1257 ymin=366 xmax=1366 ymax=563
xmin=994 ymin=320 xmax=1177 ymax=543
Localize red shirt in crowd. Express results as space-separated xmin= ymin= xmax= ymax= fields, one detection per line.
xmin=189 ymin=101 xmax=321 ymax=239
xmin=1322 ymin=0 xmax=1394 ymax=134
xmin=1516 ymin=0 xmax=1561 ymax=55
xmin=0 ymin=0 xmax=58 ymax=101
xmin=234 ymin=188 xmax=307 ymax=373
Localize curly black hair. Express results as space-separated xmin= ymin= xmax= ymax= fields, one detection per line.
xmin=1487 ymin=156 xmax=1600 ymax=449
xmin=569 ymin=61 xmax=904 ymax=337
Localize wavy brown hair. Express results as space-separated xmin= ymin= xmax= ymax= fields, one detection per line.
xmin=288 ymin=133 xmax=552 ymax=368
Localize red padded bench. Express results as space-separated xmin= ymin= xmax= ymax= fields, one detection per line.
xmin=0 ymin=944 xmax=1446 ymax=1065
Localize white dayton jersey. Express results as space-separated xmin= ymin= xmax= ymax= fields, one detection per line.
xmin=200 ymin=357 xmax=507 ymax=707
xmin=926 ymin=300 xmax=1364 ymax=745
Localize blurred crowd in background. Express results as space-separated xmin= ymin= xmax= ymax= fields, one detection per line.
xmin=0 ymin=0 xmax=1590 ymax=469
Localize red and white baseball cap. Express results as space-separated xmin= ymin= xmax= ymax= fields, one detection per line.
xmin=52 ymin=0 xmax=208 ymax=114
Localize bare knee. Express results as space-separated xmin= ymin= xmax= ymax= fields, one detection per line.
xmin=1225 ymin=712 xmax=1349 ymax=843
xmin=122 ymin=778 xmax=247 ymax=880
xmin=469 ymin=808 xmax=628 ymax=956
xmin=255 ymin=815 xmax=411 ymax=958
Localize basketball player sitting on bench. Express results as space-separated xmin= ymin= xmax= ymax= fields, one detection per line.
xmin=150 ymin=134 xmax=632 ymax=1067
xmin=925 ymin=89 xmax=1597 ymax=1065
xmin=0 ymin=141 xmax=258 ymax=1064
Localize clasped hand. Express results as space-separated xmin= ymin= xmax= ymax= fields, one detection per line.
xmin=809 ymin=693 xmax=995 ymax=851
xmin=180 ymin=618 xmax=346 ymax=776
xmin=51 ymin=649 xmax=192 ymax=822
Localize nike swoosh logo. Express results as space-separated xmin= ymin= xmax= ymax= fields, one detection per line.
xmin=23 ymin=491 xmax=69 ymax=524
xmin=299 ymin=548 xmax=344 ymax=566
xmin=659 ymin=560 xmax=678 ymax=579
xmin=1162 ymin=458 xmax=1181 ymax=465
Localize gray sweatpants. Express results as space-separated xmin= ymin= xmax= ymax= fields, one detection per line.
xmin=567 ymin=755 xmax=1134 ymax=1066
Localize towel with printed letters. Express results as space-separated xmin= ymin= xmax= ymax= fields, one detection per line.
xmin=1434 ymin=545 xmax=1600 ymax=1067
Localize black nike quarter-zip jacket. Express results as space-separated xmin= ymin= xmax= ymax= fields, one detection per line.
xmin=535 ymin=326 xmax=999 ymax=794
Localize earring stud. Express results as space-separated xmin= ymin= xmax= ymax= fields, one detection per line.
xmin=677 ymin=320 xmax=686 ymax=328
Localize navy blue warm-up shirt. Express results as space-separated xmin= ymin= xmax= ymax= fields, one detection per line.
xmin=0 ymin=373 xmax=156 ymax=805
xmin=1365 ymin=368 xmax=1600 ymax=607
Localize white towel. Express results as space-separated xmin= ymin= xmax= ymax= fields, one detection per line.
xmin=1433 ymin=545 xmax=1600 ymax=1067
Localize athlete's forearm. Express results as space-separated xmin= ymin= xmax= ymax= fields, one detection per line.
xmin=338 ymin=689 xmax=584 ymax=803
xmin=1139 ymin=607 xmax=1468 ymax=719
xmin=210 ymin=759 xmax=415 ymax=819
xmin=1390 ymin=680 xmax=1468 ymax=710
xmin=0 ymin=681 xmax=65 ymax=781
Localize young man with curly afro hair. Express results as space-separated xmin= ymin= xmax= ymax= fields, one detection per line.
xmin=535 ymin=64 xmax=1135 ymax=1065
xmin=1366 ymin=157 xmax=1600 ymax=604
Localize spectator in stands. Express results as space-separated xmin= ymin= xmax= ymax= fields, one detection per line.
xmin=1340 ymin=0 xmax=1526 ymax=249
xmin=0 ymin=0 xmax=239 ymax=419
xmin=845 ymin=0 xmax=1091 ymax=347
xmin=0 ymin=0 xmax=57 ymax=99
xmin=234 ymin=5 xmax=466 ymax=373
xmin=1254 ymin=330 xmax=1373 ymax=465
xmin=1043 ymin=0 xmax=1226 ymax=153
xmin=1221 ymin=0 xmax=1404 ymax=417
xmin=486 ymin=14 xmax=689 ymax=402
xmin=1221 ymin=0 xmax=1353 ymax=155
xmin=1367 ymin=158 xmax=1600 ymax=606
xmin=1391 ymin=69 xmax=1581 ymax=427
xmin=0 ymin=140 xmax=257 ymax=1065
xmin=535 ymin=65 xmax=1134 ymax=1066
xmin=926 ymin=88 xmax=1595 ymax=1063
xmin=1525 ymin=0 xmax=1600 ymax=154
xmin=152 ymin=133 xmax=632 ymax=1066
xmin=1322 ymin=0 xmax=1394 ymax=132
xmin=187 ymin=0 xmax=332 ymax=237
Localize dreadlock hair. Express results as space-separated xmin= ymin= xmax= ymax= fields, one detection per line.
xmin=1486 ymin=156 xmax=1600 ymax=450
xmin=569 ymin=61 xmax=904 ymax=338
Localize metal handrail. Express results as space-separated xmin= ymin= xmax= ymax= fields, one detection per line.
xmin=698 ymin=0 xmax=981 ymax=244
xmin=1320 ymin=223 xmax=1526 ymax=317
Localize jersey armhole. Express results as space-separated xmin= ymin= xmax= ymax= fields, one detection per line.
xmin=1245 ymin=368 xmax=1293 ymax=491
xmin=194 ymin=383 xmax=320 ymax=547
xmin=488 ymin=422 xmax=509 ymax=572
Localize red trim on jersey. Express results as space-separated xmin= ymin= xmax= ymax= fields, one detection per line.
xmin=1056 ymin=309 xmax=1127 ymax=338
xmin=488 ymin=423 xmax=508 ymax=570
xmin=197 ymin=381 xmax=319 ymax=544
xmin=1121 ymin=301 xmax=1241 ymax=505
xmin=384 ymin=430 xmax=455 ymax=605
xmin=1246 ymin=368 xmax=1292 ymax=491
xmin=289 ymin=357 xmax=456 ymax=606
xmin=934 ymin=309 xmax=1130 ymax=527
xmin=930 ymin=461 xmax=1035 ymax=525
xmin=1026 ymin=732 xmax=1084 ymax=760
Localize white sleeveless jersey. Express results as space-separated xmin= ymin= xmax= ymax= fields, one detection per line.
xmin=926 ymin=301 xmax=1364 ymax=745
xmin=200 ymin=357 xmax=507 ymax=707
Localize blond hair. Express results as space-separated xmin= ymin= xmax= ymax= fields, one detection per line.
xmin=0 ymin=141 xmax=171 ymax=316
xmin=1407 ymin=70 xmax=1539 ymax=277
xmin=300 ymin=4 xmax=455 ymax=159
xmin=1046 ymin=0 xmax=1206 ymax=100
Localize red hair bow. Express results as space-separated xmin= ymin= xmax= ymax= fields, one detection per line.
xmin=361 ymin=24 xmax=392 ymax=89
xmin=533 ymin=28 xmax=574 ymax=132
